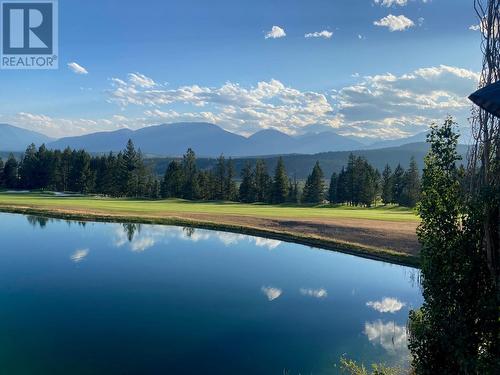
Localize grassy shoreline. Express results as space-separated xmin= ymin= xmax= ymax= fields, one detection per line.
xmin=0 ymin=193 xmax=420 ymax=268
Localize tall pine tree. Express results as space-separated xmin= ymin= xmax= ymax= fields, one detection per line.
xmin=328 ymin=172 xmax=338 ymax=204
xmin=225 ymin=158 xmax=238 ymax=201
xmin=302 ymin=161 xmax=325 ymax=204
xmin=0 ymin=157 xmax=4 ymax=188
xmin=182 ymin=148 xmax=200 ymax=200
xmin=239 ymin=162 xmax=255 ymax=203
xmin=3 ymin=154 xmax=18 ymax=188
xmin=271 ymin=157 xmax=289 ymax=204
xmin=401 ymin=157 xmax=421 ymax=207
xmin=161 ymin=160 xmax=184 ymax=198
xmin=381 ymin=164 xmax=393 ymax=205
xmin=214 ymin=154 xmax=226 ymax=200
xmin=392 ymin=163 xmax=405 ymax=205
xmin=254 ymin=159 xmax=271 ymax=202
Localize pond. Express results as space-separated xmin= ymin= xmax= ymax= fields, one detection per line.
xmin=0 ymin=213 xmax=422 ymax=374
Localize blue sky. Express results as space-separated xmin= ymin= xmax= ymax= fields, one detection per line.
xmin=0 ymin=0 xmax=484 ymax=139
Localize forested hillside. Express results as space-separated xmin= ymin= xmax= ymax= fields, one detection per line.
xmin=147 ymin=142 xmax=469 ymax=180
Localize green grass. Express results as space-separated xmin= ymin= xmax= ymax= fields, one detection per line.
xmin=0 ymin=192 xmax=419 ymax=222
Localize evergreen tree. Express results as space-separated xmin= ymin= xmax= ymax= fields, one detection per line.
xmin=254 ymin=159 xmax=271 ymax=202
xmin=144 ymin=175 xmax=160 ymax=199
xmin=336 ymin=167 xmax=348 ymax=204
xmin=102 ymin=153 xmax=119 ymax=196
xmin=121 ymin=139 xmax=140 ymax=197
xmin=197 ymin=170 xmax=213 ymax=200
xmin=328 ymin=172 xmax=338 ymax=204
xmin=213 ymin=154 xmax=226 ymax=200
xmin=345 ymin=154 xmax=357 ymax=205
xmin=225 ymin=158 xmax=238 ymax=201
xmin=0 ymin=157 xmax=4 ymax=188
xmin=333 ymin=157 xmax=380 ymax=207
xmin=287 ymin=176 xmax=299 ymax=203
xmin=135 ymin=149 xmax=148 ymax=197
xmin=302 ymin=161 xmax=325 ymax=204
xmin=36 ymin=144 xmax=54 ymax=189
xmin=3 ymin=154 xmax=18 ymax=188
xmin=359 ymin=164 xmax=379 ymax=207
xmin=19 ymin=144 xmax=38 ymax=189
xmin=381 ymin=164 xmax=393 ymax=205
xmin=401 ymin=157 xmax=421 ymax=207
xmin=161 ymin=160 xmax=184 ymax=198
xmin=152 ymin=179 xmax=160 ymax=199
xmin=392 ymin=164 xmax=405 ymax=205
xmin=69 ymin=150 xmax=93 ymax=193
xmin=182 ymin=148 xmax=200 ymax=200
xmin=51 ymin=149 xmax=63 ymax=191
xmin=271 ymin=157 xmax=289 ymax=204
xmin=59 ymin=148 xmax=73 ymax=192
xmin=239 ymin=162 xmax=255 ymax=203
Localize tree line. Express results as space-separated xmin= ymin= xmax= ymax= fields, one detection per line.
xmin=328 ymin=155 xmax=420 ymax=207
xmin=159 ymin=148 xmax=421 ymax=206
xmin=0 ymin=140 xmax=159 ymax=198
xmin=0 ymin=140 xmax=421 ymax=207
xmin=162 ymin=153 xmax=297 ymax=204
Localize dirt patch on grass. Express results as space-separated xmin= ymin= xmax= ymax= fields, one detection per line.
xmin=160 ymin=212 xmax=420 ymax=256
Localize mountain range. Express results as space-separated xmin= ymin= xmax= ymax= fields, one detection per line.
xmin=0 ymin=123 xmax=54 ymax=152
xmin=1 ymin=121 xmax=431 ymax=157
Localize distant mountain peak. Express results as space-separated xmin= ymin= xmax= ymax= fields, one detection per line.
xmin=299 ymin=123 xmax=339 ymax=135
xmin=249 ymin=128 xmax=292 ymax=139
xmin=0 ymin=123 xmax=54 ymax=152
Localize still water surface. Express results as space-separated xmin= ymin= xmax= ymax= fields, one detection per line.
xmin=0 ymin=213 xmax=422 ymax=374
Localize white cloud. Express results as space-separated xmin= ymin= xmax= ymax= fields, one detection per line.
xmin=128 ymin=73 xmax=156 ymax=88
xmin=261 ymin=286 xmax=282 ymax=301
xmin=333 ymin=64 xmax=479 ymax=138
xmin=109 ymin=76 xmax=339 ymax=136
xmin=12 ymin=64 xmax=479 ymax=141
xmin=364 ymin=320 xmax=408 ymax=354
xmin=300 ymin=288 xmax=328 ymax=298
xmin=71 ymin=248 xmax=89 ymax=262
xmin=305 ymin=30 xmax=333 ymax=39
xmin=374 ymin=0 xmax=429 ymax=6
xmin=67 ymin=62 xmax=88 ymax=75
xmin=265 ymin=26 xmax=286 ymax=39
xmin=374 ymin=0 xmax=408 ymax=6
xmin=374 ymin=14 xmax=415 ymax=32
xmin=469 ymin=24 xmax=480 ymax=31
xmin=366 ymin=297 xmax=406 ymax=313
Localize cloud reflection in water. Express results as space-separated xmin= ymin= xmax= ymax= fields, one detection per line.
xmin=261 ymin=286 xmax=283 ymax=301
xmin=300 ymin=288 xmax=328 ymax=298
xmin=366 ymin=297 xmax=406 ymax=313
xmin=364 ymin=320 xmax=408 ymax=354
xmin=71 ymin=248 xmax=89 ymax=263
xmin=112 ymin=224 xmax=282 ymax=252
